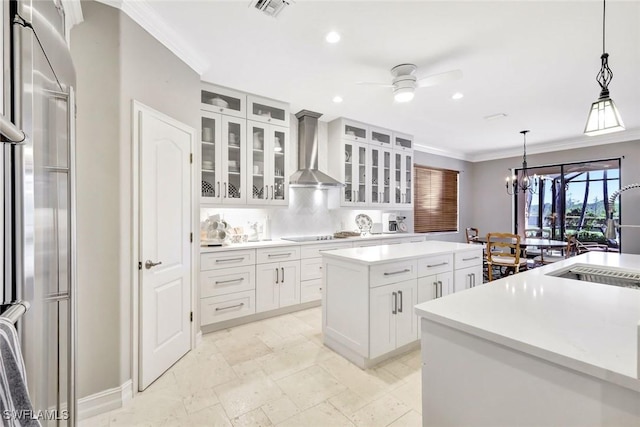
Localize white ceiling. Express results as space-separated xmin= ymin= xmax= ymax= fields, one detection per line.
xmin=105 ymin=0 xmax=640 ymax=161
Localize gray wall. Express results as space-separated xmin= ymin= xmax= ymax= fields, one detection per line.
xmin=413 ymin=151 xmax=473 ymax=243
xmin=471 ymin=140 xmax=640 ymax=254
xmin=71 ymin=0 xmax=200 ymax=399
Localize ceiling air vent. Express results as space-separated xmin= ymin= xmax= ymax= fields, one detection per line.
xmin=251 ymin=0 xmax=291 ymax=17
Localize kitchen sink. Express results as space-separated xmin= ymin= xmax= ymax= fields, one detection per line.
xmin=546 ymin=264 xmax=640 ymax=290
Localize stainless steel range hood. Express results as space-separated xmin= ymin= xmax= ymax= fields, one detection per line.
xmin=289 ymin=110 xmax=344 ymax=188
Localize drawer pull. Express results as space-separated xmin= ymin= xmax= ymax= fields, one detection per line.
xmin=426 ymin=262 xmax=448 ymax=268
xmin=215 ymin=257 xmax=245 ymax=263
xmin=215 ymin=302 xmax=244 ymax=311
xmin=268 ymin=252 xmax=292 ymax=258
xmin=215 ymin=278 xmax=244 ymax=285
xmin=462 ymin=256 xmax=480 ymax=261
xmin=383 ymin=268 xmax=411 ymax=276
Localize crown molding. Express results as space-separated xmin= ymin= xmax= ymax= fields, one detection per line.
xmin=413 ymin=143 xmax=470 ymax=162
xmin=96 ymin=0 xmax=208 ymax=75
xmin=468 ymin=128 xmax=640 ymax=163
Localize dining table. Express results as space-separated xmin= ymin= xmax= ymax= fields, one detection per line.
xmin=471 ymin=236 xmax=568 ymax=264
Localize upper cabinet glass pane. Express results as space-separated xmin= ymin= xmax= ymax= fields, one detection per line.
xmin=200 ymin=84 xmax=246 ymax=118
xmin=343 ymin=122 xmax=367 ymax=141
xmin=393 ymin=134 xmax=413 ymax=150
xmin=370 ymin=128 xmax=392 ymax=147
xmin=247 ymin=95 xmax=290 ymax=126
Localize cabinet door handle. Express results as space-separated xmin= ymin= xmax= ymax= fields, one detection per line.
xmin=264 ymin=185 xmax=269 ymax=200
xmin=223 ymin=182 xmax=227 ymax=198
xmin=462 ymin=256 xmax=480 ymax=261
xmin=271 ymin=185 xmax=274 ymax=200
xmin=268 ymin=252 xmax=292 ymax=258
xmin=392 ymin=292 xmax=397 ymax=315
xmin=383 ymin=268 xmax=410 ymax=276
xmin=438 ymin=281 xmax=443 ymax=297
xmin=434 ymin=282 xmax=439 ymax=298
xmin=472 ymin=273 xmax=476 ymax=288
xmin=467 ymin=273 xmax=472 ymax=288
xmin=217 ymin=181 xmax=221 ymax=198
xmin=215 ymin=278 xmax=244 ymax=285
xmin=426 ymin=262 xmax=448 ymax=268
xmin=281 ymin=267 xmax=284 ymax=283
xmin=398 ymin=290 xmax=403 ymax=313
xmin=275 ymin=268 xmax=279 ymax=284
xmin=215 ymin=302 xmax=244 ymax=311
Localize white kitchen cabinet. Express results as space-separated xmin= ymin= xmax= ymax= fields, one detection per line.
xmin=352 ymin=239 xmax=382 ymax=248
xmin=256 ymin=260 xmax=300 ymax=312
xmin=418 ymin=271 xmax=454 ymax=302
xmin=247 ymin=95 xmax=290 ymax=127
xmin=454 ymin=265 xmax=483 ymax=292
xmin=342 ymin=141 xmax=369 ymax=206
xmin=369 ymin=145 xmax=393 ymax=206
xmin=393 ymin=150 xmax=413 ymax=207
xmin=392 ymin=132 xmax=413 ymax=152
xmin=335 ymin=118 xmax=368 ymax=143
xmin=200 ymin=111 xmax=247 ymax=204
xmin=370 ymin=279 xmax=418 ymax=358
xmin=247 ymin=121 xmax=289 ymax=205
xmin=369 ymin=126 xmax=393 ymax=148
xmin=300 ymin=242 xmax=352 ymax=303
xmin=201 ymin=83 xmax=246 ymax=118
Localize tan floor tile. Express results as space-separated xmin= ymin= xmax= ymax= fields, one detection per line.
xmin=183 ymin=404 xmax=233 ymax=427
xmin=214 ymin=370 xmax=283 ymax=418
xmin=328 ymin=389 xmax=374 ymax=417
xmin=214 ymin=333 xmax=274 ymax=365
xmin=276 ymin=365 xmax=346 ymax=410
xmin=232 ymin=407 xmax=273 ymax=426
xmin=349 ymin=394 xmax=410 ymax=427
xmin=108 ymin=390 xmax=187 ymax=426
xmin=261 ymin=395 xmax=300 ymax=425
xmin=390 ymin=375 xmax=422 ymax=414
xmin=319 ymin=355 xmax=390 ymax=401
xmin=232 ymin=359 xmax=266 ymax=378
xmin=387 ymin=410 xmax=422 ymax=427
xmin=78 ymin=411 xmax=111 ymax=427
xmin=261 ymin=313 xmax=317 ymax=338
xmin=275 ymin=402 xmax=355 ymax=427
xmin=182 ymin=386 xmax=220 ymax=414
xmin=377 ymin=357 xmax=419 ymax=382
xmin=256 ymin=340 xmax=334 ymax=380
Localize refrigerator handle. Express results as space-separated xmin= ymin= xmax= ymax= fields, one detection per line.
xmin=0 ymin=114 xmax=26 ymax=144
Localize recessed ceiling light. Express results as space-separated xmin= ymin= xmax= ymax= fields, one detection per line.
xmin=325 ymin=31 xmax=341 ymax=43
xmin=332 ymin=96 xmax=343 ymax=103
xmin=484 ymin=113 xmax=508 ymax=121
xmin=452 ymin=92 xmax=464 ymax=100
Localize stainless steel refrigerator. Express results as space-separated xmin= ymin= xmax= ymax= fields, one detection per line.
xmin=2 ymin=0 xmax=76 ymax=424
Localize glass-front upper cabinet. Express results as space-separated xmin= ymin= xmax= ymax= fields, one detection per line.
xmin=369 ymin=126 xmax=392 ymax=148
xmin=343 ymin=142 xmax=368 ymax=206
xmin=393 ymin=132 xmax=413 ymax=151
xmin=394 ymin=151 xmax=413 ymax=207
xmin=369 ymin=146 xmax=392 ymax=206
xmin=201 ymin=83 xmax=246 ymax=118
xmin=247 ymin=95 xmax=290 ymax=127
xmin=200 ymin=111 xmax=246 ymax=204
xmin=340 ymin=119 xmax=368 ymax=143
xmin=247 ymin=122 xmax=289 ymax=206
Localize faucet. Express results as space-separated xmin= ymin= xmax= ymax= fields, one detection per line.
xmin=604 ymin=183 xmax=640 ymax=240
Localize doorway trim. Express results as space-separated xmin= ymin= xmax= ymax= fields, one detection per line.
xmin=130 ymin=100 xmax=197 ymax=395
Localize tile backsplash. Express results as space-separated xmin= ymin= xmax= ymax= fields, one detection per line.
xmin=201 ymin=187 xmax=414 ymax=239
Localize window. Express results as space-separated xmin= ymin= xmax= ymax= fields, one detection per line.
xmin=414 ymin=165 xmax=458 ymax=232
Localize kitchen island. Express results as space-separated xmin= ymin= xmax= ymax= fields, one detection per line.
xmin=321 ymin=240 xmax=483 ymax=368
xmin=415 ymin=251 xmax=640 ymax=426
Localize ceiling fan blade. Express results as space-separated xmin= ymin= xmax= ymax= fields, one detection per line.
xmin=416 ymin=69 xmax=463 ymax=88
xmin=356 ymin=81 xmax=395 ymax=87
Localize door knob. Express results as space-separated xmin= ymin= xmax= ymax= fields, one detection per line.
xmin=145 ymin=260 xmax=162 ymax=269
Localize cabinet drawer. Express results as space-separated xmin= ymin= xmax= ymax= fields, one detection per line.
xmin=370 ymin=260 xmax=417 ymax=288
xmin=417 ymin=254 xmax=453 ymax=277
xmin=200 ymin=265 xmax=255 ymax=298
xmin=300 ymin=278 xmax=322 ymax=303
xmin=455 ymin=250 xmax=483 ymax=270
xmin=352 ymin=239 xmax=381 ymax=248
xmin=301 ymin=242 xmax=353 ymax=259
xmin=200 ymin=291 xmax=256 ymax=325
xmin=201 ymin=250 xmax=255 ymax=271
xmin=300 ymin=258 xmax=323 ymax=281
xmin=256 ymin=246 xmax=300 ymax=264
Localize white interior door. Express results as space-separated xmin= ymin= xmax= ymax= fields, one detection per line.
xmin=138 ymin=105 xmax=193 ymax=390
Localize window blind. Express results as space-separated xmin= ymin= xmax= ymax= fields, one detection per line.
xmin=414 ymin=165 xmax=459 ymax=233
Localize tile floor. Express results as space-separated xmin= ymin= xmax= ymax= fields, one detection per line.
xmin=80 ymin=307 xmax=423 ymax=427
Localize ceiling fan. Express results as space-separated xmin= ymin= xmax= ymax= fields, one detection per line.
xmin=357 ymin=64 xmax=463 ymax=103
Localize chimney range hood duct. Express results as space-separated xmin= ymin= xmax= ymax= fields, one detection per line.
xmin=289 ymin=110 xmax=344 ymax=188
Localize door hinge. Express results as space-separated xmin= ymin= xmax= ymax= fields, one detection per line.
xmin=190 ymin=311 xmax=193 ymax=322
xmin=138 ymin=261 xmax=142 ymax=270
xmin=190 ymin=153 xmax=193 ymax=164
xmin=190 ymin=232 xmax=193 ymax=243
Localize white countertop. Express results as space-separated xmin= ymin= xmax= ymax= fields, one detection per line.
xmin=321 ymin=240 xmax=480 ymax=265
xmin=414 ymin=252 xmax=640 ymax=392
xmin=200 ymin=232 xmax=424 ymax=253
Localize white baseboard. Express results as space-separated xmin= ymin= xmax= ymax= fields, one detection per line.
xmin=77 ymin=379 xmax=133 ymax=420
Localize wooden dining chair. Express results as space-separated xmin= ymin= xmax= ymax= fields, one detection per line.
xmin=465 ymin=227 xmax=479 ymax=243
xmin=533 ymin=235 xmax=578 ymax=265
xmin=486 ymin=232 xmax=528 ymax=281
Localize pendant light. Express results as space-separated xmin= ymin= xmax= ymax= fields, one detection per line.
xmin=506 ymin=130 xmax=538 ymax=195
xmin=584 ymin=0 xmax=625 ymax=136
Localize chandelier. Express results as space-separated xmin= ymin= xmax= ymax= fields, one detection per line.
xmin=506 ymin=130 xmax=538 ymax=195
xmin=584 ymin=0 xmax=625 ymax=136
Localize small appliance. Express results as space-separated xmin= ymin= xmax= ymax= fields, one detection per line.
xmin=382 ymin=213 xmax=398 ymax=233
xmin=397 ymin=216 xmax=408 ymax=233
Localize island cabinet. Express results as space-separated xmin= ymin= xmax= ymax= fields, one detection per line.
xmin=255 ymin=246 xmax=301 ymax=312
xmin=300 ymin=242 xmax=352 ymax=303
xmin=321 ymin=241 xmax=482 ymax=368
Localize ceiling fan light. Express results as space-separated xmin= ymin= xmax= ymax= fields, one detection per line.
xmin=584 ymin=96 xmax=625 ymax=136
xmin=394 ymin=87 xmax=414 ymax=103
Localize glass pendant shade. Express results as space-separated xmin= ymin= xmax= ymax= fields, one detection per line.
xmin=584 ymin=96 xmax=625 ymax=136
